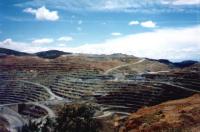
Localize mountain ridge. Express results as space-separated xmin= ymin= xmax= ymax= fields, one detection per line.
xmin=146 ymin=58 xmax=198 ymax=68
xmin=0 ymin=47 xmax=198 ymax=68
xmin=35 ymin=50 xmax=72 ymax=59
xmin=0 ymin=48 xmax=31 ymax=56
xmin=0 ymin=48 xmax=72 ymax=59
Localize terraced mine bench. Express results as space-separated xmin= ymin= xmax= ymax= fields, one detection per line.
xmin=18 ymin=104 xmax=48 ymax=119
xmin=95 ymin=81 xmax=196 ymax=113
xmin=0 ymin=81 xmax=51 ymax=104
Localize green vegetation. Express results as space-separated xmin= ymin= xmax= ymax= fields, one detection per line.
xmin=22 ymin=104 xmax=102 ymax=132
xmin=22 ymin=120 xmax=41 ymax=132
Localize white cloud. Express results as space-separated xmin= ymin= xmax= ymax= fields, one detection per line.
xmin=58 ymin=43 xmax=67 ymax=47
xmin=140 ymin=21 xmax=156 ymax=28
xmin=71 ymin=25 xmax=200 ymax=61
xmin=129 ymin=20 xmax=157 ymax=28
xmin=0 ymin=38 xmax=30 ymax=52
xmin=17 ymin=0 xmax=200 ymax=13
xmin=0 ymin=38 xmax=56 ymax=53
xmin=32 ymin=38 xmax=54 ymax=45
xmin=24 ymin=8 xmax=36 ymax=14
xmin=1 ymin=25 xmax=200 ymax=61
xmin=78 ymin=20 xmax=83 ymax=25
xmin=77 ymin=27 xmax=82 ymax=31
xmin=1 ymin=38 xmax=13 ymax=45
xmin=111 ymin=32 xmax=122 ymax=36
xmin=57 ymin=36 xmax=73 ymax=42
xmin=23 ymin=6 xmax=59 ymax=21
xmin=162 ymin=0 xmax=200 ymax=5
xmin=173 ymin=0 xmax=200 ymax=5
xmin=129 ymin=21 xmax=139 ymax=26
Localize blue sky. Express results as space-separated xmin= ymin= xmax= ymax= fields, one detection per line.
xmin=0 ymin=0 xmax=200 ymax=61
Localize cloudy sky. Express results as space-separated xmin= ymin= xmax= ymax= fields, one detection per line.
xmin=0 ymin=0 xmax=200 ymax=61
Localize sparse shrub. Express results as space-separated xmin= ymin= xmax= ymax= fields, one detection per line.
xmin=54 ymin=104 xmax=102 ymax=132
xmin=21 ymin=104 xmax=102 ymax=132
xmin=22 ymin=120 xmax=41 ymax=132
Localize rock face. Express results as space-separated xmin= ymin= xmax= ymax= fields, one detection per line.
xmin=120 ymin=94 xmax=200 ymax=132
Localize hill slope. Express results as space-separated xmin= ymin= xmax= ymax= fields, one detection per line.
xmin=120 ymin=94 xmax=200 ymax=132
xmin=0 ymin=48 xmax=30 ymax=56
xmin=147 ymin=58 xmax=198 ymax=68
xmin=0 ymin=48 xmax=72 ymax=59
xmin=0 ymin=47 xmax=198 ymax=67
xmin=35 ymin=50 xmax=72 ymax=59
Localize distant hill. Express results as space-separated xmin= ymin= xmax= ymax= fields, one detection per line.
xmin=0 ymin=48 xmax=30 ymax=56
xmin=0 ymin=47 xmax=198 ymax=65
xmin=158 ymin=59 xmax=198 ymax=68
xmin=0 ymin=48 xmax=72 ymax=59
xmin=173 ymin=60 xmax=198 ymax=68
xmin=35 ymin=50 xmax=72 ymax=59
xmin=146 ymin=58 xmax=198 ymax=68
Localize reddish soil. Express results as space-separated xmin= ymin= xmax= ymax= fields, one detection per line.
xmin=120 ymin=94 xmax=200 ymax=132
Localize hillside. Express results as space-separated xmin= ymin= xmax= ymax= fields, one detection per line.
xmin=35 ymin=50 xmax=72 ymax=59
xmin=0 ymin=48 xmax=72 ymax=59
xmin=0 ymin=48 xmax=30 ymax=56
xmin=120 ymin=94 xmax=200 ymax=132
xmin=0 ymin=47 xmax=198 ymax=67
xmin=147 ymin=58 xmax=198 ymax=68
